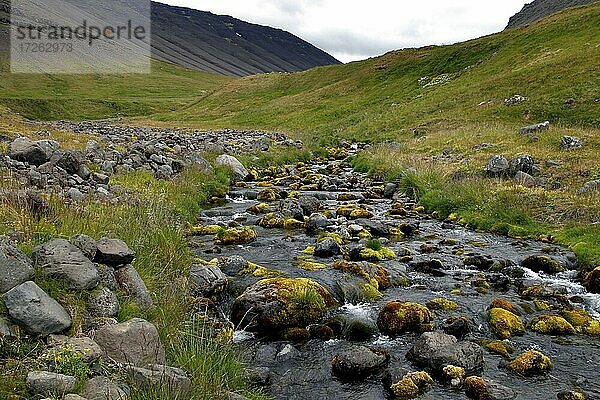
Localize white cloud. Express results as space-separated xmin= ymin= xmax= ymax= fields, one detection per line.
xmin=157 ymin=0 xmax=529 ymax=63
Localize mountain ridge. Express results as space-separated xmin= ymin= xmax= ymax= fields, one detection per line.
xmin=506 ymin=0 xmax=598 ymax=29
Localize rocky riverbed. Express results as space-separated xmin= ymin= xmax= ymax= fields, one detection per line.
xmin=190 ymin=149 xmax=600 ymax=400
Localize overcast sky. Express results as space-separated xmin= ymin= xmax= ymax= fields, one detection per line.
xmin=159 ymin=0 xmax=530 ymax=63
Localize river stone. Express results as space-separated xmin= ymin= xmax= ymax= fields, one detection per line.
xmin=127 ymin=364 xmax=191 ymax=394
xmin=0 ymin=235 xmax=35 ymax=293
xmin=383 ymin=183 xmax=398 ymax=199
xmin=70 ymin=234 xmax=98 ymax=261
xmin=231 ymin=278 xmax=336 ymax=333
xmin=484 ymin=155 xmax=509 ymax=177
xmin=32 ymin=239 xmax=100 ymax=290
xmin=276 ymin=344 xmax=300 ymax=362
xmin=406 ymin=332 xmax=457 ymax=364
xmin=586 ymin=267 xmax=600 ymax=293
xmin=297 ymin=195 xmax=322 ymax=215
xmin=190 ymin=263 xmax=228 ymax=296
xmin=114 ymin=264 xmax=153 ymax=310
xmin=26 ymin=371 xmax=76 ymax=396
xmin=429 ymin=341 xmax=485 ymax=374
xmin=215 ymin=154 xmax=249 ymax=181
xmin=278 ymin=199 xmax=304 ymax=221
xmin=3 ymin=281 xmax=72 ymax=335
xmin=81 ymin=376 xmax=128 ymax=400
xmin=314 ymin=238 xmax=342 ymax=258
xmin=48 ymin=335 xmax=103 ymax=363
xmin=94 ymin=318 xmax=165 ymax=366
xmin=306 ymin=213 xmax=331 ymax=232
xmin=331 ymin=345 xmax=390 ymax=379
xmin=218 ymin=255 xmax=249 ymax=276
xmin=88 ymin=287 xmax=120 ymax=318
xmin=94 ymin=238 xmax=135 ymax=266
xmin=9 ymin=137 xmax=49 ymax=166
xmin=341 ymin=315 xmax=379 ymax=341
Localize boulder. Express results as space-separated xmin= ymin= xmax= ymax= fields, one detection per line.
xmin=297 ymin=195 xmax=322 ymax=215
xmin=520 ymin=121 xmax=550 ymax=135
xmin=215 ymin=154 xmax=249 ymax=181
xmin=314 ymin=238 xmax=342 ymax=258
xmin=331 ymin=345 xmax=390 ymax=379
xmin=70 ymin=234 xmax=98 ymax=261
xmin=465 ymin=376 xmax=516 ymax=400
xmin=389 ymin=371 xmax=434 ymax=400
xmin=32 ymin=239 xmax=100 ymax=290
xmin=88 ymin=287 xmax=120 ymax=318
xmin=560 ymin=136 xmax=582 ymax=149
xmin=48 ymin=335 xmax=103 ymax=363
xmin=189 ymin=263 xmax=228 ymax=296
xmin=231 ymin=278 xmax=337 ymax=333
xmin=81 ymin=376 xmax=128 ymax=400
xmin=484 ymin=156 xmax=509 ymax=177
xmin=3 ymin=281 xmax=72 ymax=335
xmin=26 ymin=371 xmax=76 ymax=397
xmin=578 ymin=180 xmax=600 ymax=195
xmin=506 ymin=350 xmax=553 ymax=376
xmin=94 ymin=318 xmax=165 ymax=366
xmin=127 ymin=364 xmax=191 ymax=395
xmin=94 ymin=238 xmax=135 ymax=266
xmin=278 ymin=199 xmax=304 ymax=221
xmin=218 ymin=255 xmax=249 ymax=276
xmin=406 ymin=332 xmax=457 ymax=364
xmin=0 ymin=236 xmax=35 ymax=293
xmin=9 ymin=137 xmax=49 ymax=166
xmin=114 ymin=265 xmax=153 ymax=310
xmin=488 ymin=308 xmax=525 ymax=339
xmin=585 ymin=267 xmax=600 ymax=294
xmin=520 ymin=255 xmax=565 ymax=274
xmin=407 ymin=332 xmax=484 ymax=373
xmin=509 ymin=155 xmax=535 ymax=176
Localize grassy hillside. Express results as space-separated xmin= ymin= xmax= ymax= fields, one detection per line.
xmin=153 ymin=2 xmax=600 ymax=144
xmin=0 ymin=59 xmax=231 ymax=120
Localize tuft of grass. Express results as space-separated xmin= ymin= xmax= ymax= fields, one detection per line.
xmin=365 ymin=238 xmax=383 ymax=251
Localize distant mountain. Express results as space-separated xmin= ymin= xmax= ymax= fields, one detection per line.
xmin=151 ymin=2 xmax=340 ymax=76
xmin=0 ymin=0 xmax=340 ymax=76
xmin=506 ymin=0 xmax=597 ymax=29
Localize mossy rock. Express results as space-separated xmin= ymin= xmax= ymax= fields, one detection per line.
xmin=215 ymin=226 xmax=257 ymax=245
xmin=283 ymin=218 xmax=305 ymax=230
xmin=257 ymin=213 xmax=285 ymax=229
xmin=521 ymin=255 xmax=565 ymax=274
xmin=295 ymin=260 xmax=327 ymax=271
xmin=560 ymin=308 xmax=600 ymax=336
xmin=231 ymin=278 xmax=337 ymax=333
xmin=241 ymin=262 xmax=282 ymax=278
xmin=507 ymin=350 xmax=554 ymax=376
xmin=488 ymin=308 xmax=525 ymax=339
xmin=359 ymin=283 xmax=383 ymax=301
xmin=332 ymin=260 xmax=390 ymax=289
xmin=318 ymin=232 xmax=347 ymax=245
xmin=247 ymin=203 xmax=272 ymax=214
xmin=377 ymin=301 xmax=433 ymax=335
xmin=530 ymin=315 xmax=575 ymax=335
xmin=257 ymin=188 xmax=278 ymax=201
xmin=465 ymin=376 xmax=492 ymax=400
xmin=359 ymin=247 xmax=396 ymax=261
xmin=302 ymin=246 xmax=316 ymax=255
xmin=557 ymin=391 xmax=587 ymax=400
xmin=390 ymin=371 xmax=433 ymax=400
xmin=442 ymin=365 xmax=466 ymax=386
xmin=190 ymin=225 xmax=222 ymax=235
xmin=426 ymin=298 xmax=459 ymax=311
xmin=533 ymin=299 xmax=553 ymax=311
xmin=489 ymin=299 xmax=521 ymax=316
xmin=337 ymin=204 xmax=373 ymax=219
xmin=477 ymin=340 xmax=514 ymax=359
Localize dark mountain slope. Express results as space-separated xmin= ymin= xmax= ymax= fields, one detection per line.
xmin=506 ymin=0 xmax=597 ymax=29
xmin=150 ymin=2 xmax=341 ymax=76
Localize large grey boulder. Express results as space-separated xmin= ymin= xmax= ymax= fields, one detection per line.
xmin=32 ymin=239 xmax=100 ymax=290
xmin=9 ymin=137 xmax=49 ymax=166
xmin=406 ymin=331 xmax=457 ymax=365
xmin=190 ymin=263 xmax=228 ymax=297
xmin=297 ymin=195 xmax=322 ymax=216
xmin=94 ymin=238 xmax=135 ymax=266
xmin=484 ymin=156 xmax=510 ymax=177
xmin=127 ymin=364 xmax=191 ymax=395
xmin=509 ymin=155 xmax=535 ymax=176
xmin=278 ymin=199 xmax=304 ymax=221
xmin=0 ymin=236 xmax=35 ymax=293
xmin=407 ymin=332 xmax=484 ymax=374
xmin=26 ymin=371 xmax=76 ymax=396
xmin=314 ymin=238 xmax=342 ymax=258
xmin=114 ymin=265 xmax=153 ymax=310
xmin=94 ymin=318 xmax=165 ymax=366
xmin=70 ymin=234 xmax=98 ymax=261
xmin=215 ymin=154 xmax=249 ymax=181
xmin=3 ymin=281 xmax=72 ymax=335
xmin=82 ymin=377 xmax=128 ymax=400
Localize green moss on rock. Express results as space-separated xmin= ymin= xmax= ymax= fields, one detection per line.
xmin=560 ymin=308 xmax=600 ymax=336
xmin=377 ymin=301 xmax=433 ymax=335
xmin=390 ymin=371 xmax=433 ymax=400
xmin=477 ymin=340 xmax=514 ymax=359
xmin=359 ymin=247 xmax=396 ymax=261
xmin=489 ymin=299 xmax=521 ymax=316
xmin=214 ymin=226 xmax=257 ymax=245
xmin=530 ymin=315 xmax=575 ymax=335
xmin=465 ymin=376 xmax=492 ymax=400
xmin=488 ymin=308 xmax=525 ymax=339
xmin=426 ymin=298 xmax=459 ymax=311
xmin=507 ymin=350 xmax=554 ymax=376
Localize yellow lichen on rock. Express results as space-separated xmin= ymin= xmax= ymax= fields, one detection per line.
xmin=215 ymin=226 xmax=257 ymax=245
xmin=257 ymin=188 xmax=278 ymax=201
xmin=560 ymin=308 xmax=600 ymax=336
xmin=295 ymin=260 xmax=328 ymax=271
xmin=488 ymin=308 xmax=525 ymax=339
xmin=190 ymin=224 xmax=222 ymax=236
xmin=489 ymin=299 xmax=521 ymax=316
xmin=390 ymin=371 xmax=433 ymax=400
xmin=478 ymin=339 xmax=514 ymax=359
xmin=507 ymin=350 xmax=554 ymax=375
xmin=377 ymin=301 xmax=433 ymax=335
xmin=359 ymin=247 xmax=396 ymax=261
xmin=426 ymin=298 xmax=459 ymax=311
xmin=465 ymin=376 xmax=492 ymax=400
xmin=530 ymin=315 xmax=575 ymax=335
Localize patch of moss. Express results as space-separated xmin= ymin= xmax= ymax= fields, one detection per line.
xmin=426 ymin=298 xmax=459 ymax=311
xmin=247 ymin=203 xmax=271 ymax=214
xmin=257 ymin=213 xmax=285 ymax=228
xmin=283 ymin=218 xmax=305 ymax=230
xmin=214 ymin=226 xmax=257 ymax=245
xmin=489 ymin=299 xmax=521 ymax=316
xmin=507 ymin=350 xmax=554 ymax=376
xmin=488 ymin=308 xmax=525 ymax=339
xmin=241 ymin=262 xmax=282 ymax=278
xmin=477 ymin=339 xmax=514 ymax=359
xmin=377 ymin=301 xmax=433 ymax=335
xmin=295 ymin=260 xmax=328 ymax=271
xmin=533 ymin=299 xmax=553 ymax=311
xmin=530 ymin=315 xmax=575 ymax=335
xmin=318 ymin=232 xmax=346 ymax=245
xmin=302 ymin=246 xmax=315 ymax=255
xmin=557 ymin=392 xmax=587 ymax=400
xmin=465 ymin=376 xmax=492 ymax=400
xmin=560 ymin=308 xmax=600 ymax=336
xmin=390 ymin=371 xmax=433 ymax=400
xmin=359 ymin=247 xmax=396 ymax=261
xmin=257 ymin=188 xmax=278 ymax=201
xmin=331 ymin=260 xmax=390 ymax=289
xmin=442 ymin=365 xmax=466 ymax=386
xmin=189 ymin=224 xmax=222 ymax=236
xmin=359 ymin=283 xmax=383 ymax=301
xmin=337 ymin=204 xmax=373 ymax=219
